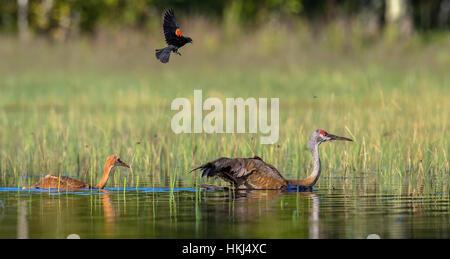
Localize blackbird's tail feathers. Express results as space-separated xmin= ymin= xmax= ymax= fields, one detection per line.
xmin=155 ymin=45 xmax=177 ymax=63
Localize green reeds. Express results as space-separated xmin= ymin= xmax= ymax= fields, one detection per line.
xmin=0 ymin=33 xmax=448 ymax=196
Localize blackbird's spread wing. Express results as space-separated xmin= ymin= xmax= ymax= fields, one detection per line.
xmin=163 ymin=9 xmax=183 ymax=46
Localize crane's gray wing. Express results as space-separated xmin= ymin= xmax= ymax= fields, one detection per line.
xmin=191 ymin=156 xmax=288 ymax=189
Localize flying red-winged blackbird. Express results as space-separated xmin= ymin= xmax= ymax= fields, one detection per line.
xmin=155 ymin=9 xmax=193 ymax=63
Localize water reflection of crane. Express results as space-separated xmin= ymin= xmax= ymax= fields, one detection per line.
xmin=15 ymin=190 xmax=118 ymax=238
xmin=192 ymin=129 xmax=352 ymax=190
xmin=198 ymin=189 xmax=321 ymax=237
xmin=100 ymin=193 xmax=117 ymax=237
xmin=309 ymin=194 xmax=320 ymax=239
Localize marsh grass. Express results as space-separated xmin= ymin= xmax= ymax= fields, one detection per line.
xmin=0 ymin=24 xmax=448 ymax=197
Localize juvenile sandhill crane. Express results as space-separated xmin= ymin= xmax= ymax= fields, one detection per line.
xmin=191 ymin=129 xmax=352 ymax=190
xmin=22 ymin=155 xmax=130 ymax=190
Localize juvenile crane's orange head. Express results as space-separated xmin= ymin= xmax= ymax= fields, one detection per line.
xmin=106 ymin=154 xmax=130 ymax=169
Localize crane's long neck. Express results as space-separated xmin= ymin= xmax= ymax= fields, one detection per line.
xmin=95 ymin=161 xmax=114 ymax=189
xmin=305 ymin=142 xmax=321 ymax=186
xmin=289 ymin=141 xmax=321 ymax=187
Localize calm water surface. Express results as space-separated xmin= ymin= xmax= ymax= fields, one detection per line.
xmin=0 ymin=181 xmax=449 ymax=238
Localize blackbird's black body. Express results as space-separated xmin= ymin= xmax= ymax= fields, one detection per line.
xmin=156 ymin=9 xmax=192 ymax=63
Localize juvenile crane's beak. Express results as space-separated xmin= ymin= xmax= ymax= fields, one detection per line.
xmin=121 ymin=162 xmax=131 ymax=168
xmin=117 ymin=159 xmax=130 ymax=168
xmin=327 ymin=133 xmax=353 ymax=142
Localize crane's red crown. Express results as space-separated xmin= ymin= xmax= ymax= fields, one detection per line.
xmin=318 ymin=129 xmax=328 ymax=136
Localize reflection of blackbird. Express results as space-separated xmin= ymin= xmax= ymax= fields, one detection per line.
xmin=155 ymin=9 xmax=193 ymax=63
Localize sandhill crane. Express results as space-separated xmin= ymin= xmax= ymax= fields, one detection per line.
xmin=22 ymin=155 xmax=130 ymax=190
xmin=191 ymin=129 xmax=352 ymax=190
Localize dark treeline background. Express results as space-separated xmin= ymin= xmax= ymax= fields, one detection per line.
xmin=1 ymin=0 xmax=449 ymax=41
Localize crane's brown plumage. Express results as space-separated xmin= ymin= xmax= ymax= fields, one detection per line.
xmin=25 ymin=175 xmax=93 ymax=190
xmin=192 ymin=129 xmax=353 ymax=190
xmin=22 ymin=155 xmax=130 ymax=190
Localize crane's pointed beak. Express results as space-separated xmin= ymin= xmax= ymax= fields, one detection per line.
xmin=119 ymin=161 xmax=130 ymax=168
xmin=328 ymin=133 xmax=353 ymax=142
